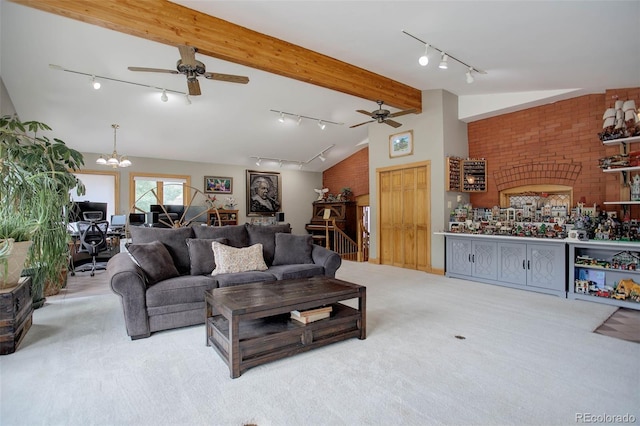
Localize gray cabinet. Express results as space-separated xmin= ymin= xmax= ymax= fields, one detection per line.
xmin=446 ymin=237 xmax=497 ymax=280
xmin=445 ymin=234 xmax=566 ymax=297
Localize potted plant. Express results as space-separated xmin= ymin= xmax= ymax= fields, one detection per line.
xmin=0 ymin=115 xmax=85 ymax=303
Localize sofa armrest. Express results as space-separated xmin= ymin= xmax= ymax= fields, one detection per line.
xmin=107 ymin=252 xmax=151 ymax=339
xmin=311 ymin=244 xmax=342 ymax=278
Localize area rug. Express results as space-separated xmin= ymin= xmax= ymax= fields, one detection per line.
xmin=594 ymin=308 xmax=640 ymax=343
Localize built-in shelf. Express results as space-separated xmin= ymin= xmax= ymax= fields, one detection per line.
xmin=603 ymin=201 xmax=640 ymax=205
xmin=601 ymin=135 xmax=640 ymax=146
xmin=603 ymin=166 xmax=640 ymax=173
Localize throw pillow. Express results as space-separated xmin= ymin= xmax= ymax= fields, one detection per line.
xmin=192 ymin=224 xmax=249 ymax=248
xmin=127 ymin=241 xmax=180 ymax=285
xmin=211 ymin=241 xmax=268 ymax=275
xmin=186 ymin=237 xmax=228 ymax=276
xmin=272 ymin=233 xmax=314 ymax=266
xmin=245 ymin=223 xmax=292 ymax=266
xmin=129 ymin=226 xmax=194 ymax=274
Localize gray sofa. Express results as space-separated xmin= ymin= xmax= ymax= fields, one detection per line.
xmin=108 ymin=223 xmax=342 ymax=339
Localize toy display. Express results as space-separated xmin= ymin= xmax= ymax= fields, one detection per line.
xmin=598 ymin=99 xmax=640 ymax=141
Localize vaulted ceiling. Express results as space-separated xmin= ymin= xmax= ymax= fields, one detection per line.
xmin=2 ymin=1 xmax=639 ymax=172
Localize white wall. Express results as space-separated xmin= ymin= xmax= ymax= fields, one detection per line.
xmin=80 ymin=152 xmax=322 ymax=235
xmin=367 ymin=89 xmax=468 ymax=271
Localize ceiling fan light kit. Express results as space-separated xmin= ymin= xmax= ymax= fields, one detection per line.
xmin=401 ymin=30 xmax=486 ymax=83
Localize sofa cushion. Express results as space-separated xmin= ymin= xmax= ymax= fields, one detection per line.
xmin=145 ymin=275 xmax=217 ymax=307
xmin=245 ymin=223 xmax=292 ymax=266
xmin=211 ymin=242 xmax=268 ymax=275
xmin=267 ymin=264 xmax=325 ymax=280
xmin=272 ymin=233 xmax=313 ymax=266
xmin=192 ymin=224 xmax=248 ymax=248
xmin=186 ymin=237 xmax=229 ymax=276
xmin=129 ymin=226 xmax=194 ymax=274
xmin=127 ymin=241 xmax=180 ymax=285
xmin=214 ymin=271 xmax=277 ymax=288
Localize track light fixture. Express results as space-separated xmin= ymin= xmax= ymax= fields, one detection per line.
xmin=466 ymin=67 xmax=475 ymax=84
xmin=160 ymin=89 xmax=168 ymax=102
xmin=91 ymin=75 xmax=101 ymax=90
xmin=418 ymin=44 xmax=429 ymax=66
xmin=269 ymin=110 xmax=343 ymax=128
xmin=401 ymin=30 xmax=487 ymax=81
xmin=250 ymin=145 xmax=335 ymax=169
xmin=185 ymin=94 xmax=191 ymax=105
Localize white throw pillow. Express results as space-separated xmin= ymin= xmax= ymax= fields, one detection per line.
xmin=211 ymin=241 xmax=268 ymax=275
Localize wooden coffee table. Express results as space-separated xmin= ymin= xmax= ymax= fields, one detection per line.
xmin=205 ymin=276 xmax=366 ymax=378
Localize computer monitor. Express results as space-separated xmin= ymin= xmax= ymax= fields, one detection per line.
xmin=128 ymin=213 xmax=146 ymax=227
xmin=110 ymin=214 xmax=127 ymax=228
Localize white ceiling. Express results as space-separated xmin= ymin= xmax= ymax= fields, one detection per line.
xmin=1 ymin=1 xmax=639 ymax=172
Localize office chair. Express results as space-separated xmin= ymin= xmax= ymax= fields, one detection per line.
xmin=74 ymin=220 xmax=109 ymax=276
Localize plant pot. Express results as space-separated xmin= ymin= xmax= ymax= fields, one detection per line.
xmin=21 ymin=267 xmax=46 ymax=309
xmin=0 ymin=239 xmax=32 ymax=290
xmin=44 ymin=268 xmax=67 ymax=297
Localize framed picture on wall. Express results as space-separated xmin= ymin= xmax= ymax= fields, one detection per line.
xmin=204 ymin=176 xmax=233 ymax=194
xmin=246 ymin=170 xmax=281 ymax=216
xmin=389 ymin=130 xmax=413 ymax=158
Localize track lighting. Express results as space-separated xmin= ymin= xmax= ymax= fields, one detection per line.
xmin=319 ymin=154 xmax=326 ymax=162
xmin=298 ymin=163 xmax=303 ymax=170
xmin=466 ymin=67 xmax=474 ymax=84
xmin=439 ymin=53 xmax=448 ymax=69
xmin=256 ymin=158 xmax=262 ymax=166
xmin=269 ymin=110 xmax=342 ymax=128
xmin=91 ymin=75 xmax=101 ymax=90
xmin=185 ymin=94 xmax=191 ymax=105
xmin=160 ymin=89 xmax=168 ymax=102
xmin=278 ymin=160 xmax=283 ymax=168
xmin=250 ymin=145 xmax=334 ymax=169
xmin=418 ymin=44 xmax=429 ymax=66
xmin=401 ymin=31 xmax=487 ymax=78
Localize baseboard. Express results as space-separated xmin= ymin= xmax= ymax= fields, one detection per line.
xmin=368 ymin=257 xmax=380 ymax=264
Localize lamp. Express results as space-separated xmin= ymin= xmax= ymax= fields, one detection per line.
xmin=91 ymin=75 xmax=101 ymax=90
xmin=401 ymin=31 xmax=487 ymax=77
xmin=439 ymin=53 xmax=448 ymax=69
xmin=269 ymin=110 xmax=343 ymax=127
xmin=466 ymin=67 xmax=474 ymax=84
xmin=418 ymin=44 xmax=429 ymax=66
xmin=96 ymin=124 xmax=132 ymax=168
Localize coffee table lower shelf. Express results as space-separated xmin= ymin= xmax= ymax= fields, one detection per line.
xmin=207 ymin=303 xmax=362 ymax=377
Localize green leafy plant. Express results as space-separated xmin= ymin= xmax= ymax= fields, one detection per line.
xmin=0 ymin=115 xmax=85 ymax=295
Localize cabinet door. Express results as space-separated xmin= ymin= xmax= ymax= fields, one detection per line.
xmin=446 ymin=238 xmax=472 ymax=276
xmin=527 ymin=244 xmax=565 ymax=291
xmin=471 ymin=241 xmax=497 ymax=280
xmin=497 ymin=242 xmax=527 ymax=286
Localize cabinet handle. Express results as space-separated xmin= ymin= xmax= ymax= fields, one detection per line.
xmin=527 ymin=260 xmax=530 ymax=270
xmin=469 ymin=254 xmax=471 ymax=262
xmin=472 ymin=254 xmax=475 ymax=263
xmin=522 ymin=260 xmax=525 ymax=269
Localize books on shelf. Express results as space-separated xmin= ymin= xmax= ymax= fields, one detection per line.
xmin=290 ymin=306 xmax=332 ymax=324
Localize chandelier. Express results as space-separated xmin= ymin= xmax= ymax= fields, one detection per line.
xmin=96 ymin=124 xmax=131 ymax=168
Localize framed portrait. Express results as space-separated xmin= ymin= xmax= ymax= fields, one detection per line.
xmin=204 ymin=176 xmax=233 ymax=194
xmin=389 ymin=130 xmax=413 ymax=158
xmin=246 ymin=170 xmax=282 ymax=216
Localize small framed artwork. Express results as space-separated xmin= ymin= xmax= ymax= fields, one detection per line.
xmin=204 ymin=176 xmax=233 ymax=194
xmin=389 ymin=130 xmax=413 ymax=158
xmin=246 ymin=170 xmax=281 ymax=216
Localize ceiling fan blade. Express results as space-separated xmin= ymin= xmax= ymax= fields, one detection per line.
xmin=204 ymin=72 xmax=249 ymax=84
xmin=388 ymin=108 xmax=417 ymax=118
xmin=383 ymin=119 xmax=402 ymax=128
xmin=356 ymin=109 xmax=373 ymax=116
xmin=178 ymin=45 xmax=197 ymax=67
xmin=350 ymin=120 xmax=375 ymax=128
xmin=187 ymin=79 xmax=201 ymax=96
xmin=128 ymin=66 xmax=178 ymax=74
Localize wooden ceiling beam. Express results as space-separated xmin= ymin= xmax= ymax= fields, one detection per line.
xmin=11 ymin=0 xmax=422 ymax=112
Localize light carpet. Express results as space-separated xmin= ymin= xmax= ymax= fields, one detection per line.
xmin=1 ymin=261 xmax=638 ymax=426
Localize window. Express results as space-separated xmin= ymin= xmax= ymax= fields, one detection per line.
xmin=129 ymin=173 xmax=191 ymax=213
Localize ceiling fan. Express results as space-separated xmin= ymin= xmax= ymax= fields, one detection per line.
xmin=350 ymin=100 xmax=416 ymax=128
xmin=128 ymin=45 xmax=249 ymax=96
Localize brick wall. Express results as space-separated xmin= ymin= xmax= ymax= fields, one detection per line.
xmin=322 ymin=146 xmax=369 ymax=197
xmin=468 ymin=88 xmax=640 ymax=214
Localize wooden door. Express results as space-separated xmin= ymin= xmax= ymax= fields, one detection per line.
xmin=377 ymin=161 xmax=431 ymax=271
